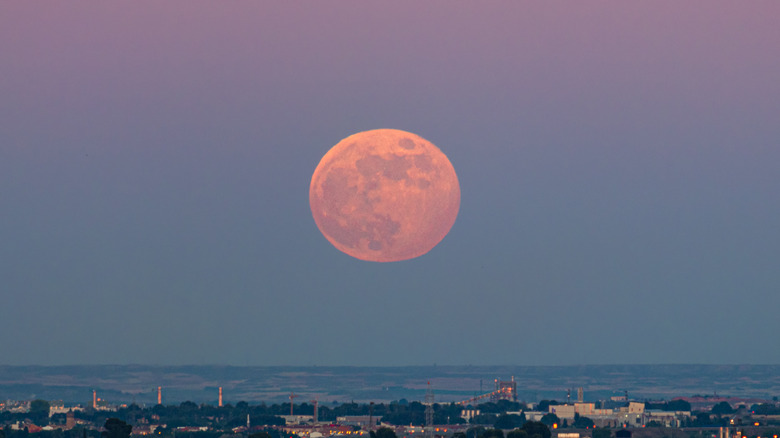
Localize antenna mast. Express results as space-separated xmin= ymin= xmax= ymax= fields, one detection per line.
xmin=425 ymin=382 xmax=434 ymax=438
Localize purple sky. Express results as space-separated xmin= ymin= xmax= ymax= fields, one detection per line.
xmin=1 ymin=1 xmax=779 ymax=366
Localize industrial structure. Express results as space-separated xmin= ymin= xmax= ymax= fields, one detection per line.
xmin=457 ymin=377 xmax=517 ymax=405
xmin=424 ymin=382 xmax=434 ymax=438
xmin=289 ymin=393 xmax=299 ymax=416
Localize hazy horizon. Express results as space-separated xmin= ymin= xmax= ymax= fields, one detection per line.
xmin=3 ymin=364 xmax=778 ymax=403
xmin=4 ymin=362 xmax=780 ymax=367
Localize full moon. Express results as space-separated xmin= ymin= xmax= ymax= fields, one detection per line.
xmin=310 ymin=129 xmax=460 ymax=262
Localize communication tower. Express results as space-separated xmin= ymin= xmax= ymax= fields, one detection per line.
xmin=368 ymin=402 xmax=374 ymax=432
xmin=425 ymin=382 xmax=434 ymax=438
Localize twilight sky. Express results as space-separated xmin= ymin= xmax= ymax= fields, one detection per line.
xmin=1 ymin=2 xmax=779 ymax=366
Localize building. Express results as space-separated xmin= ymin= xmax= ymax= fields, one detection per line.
xmin=281 ymin=415 xmax=315 ymax=425
xmin=460 ymin=410 xmax=480 ymax=422
xmin=336 ymin=416 xmax=381 ymax=428
xmin=550 ymin=405 xmax=575 ymax=420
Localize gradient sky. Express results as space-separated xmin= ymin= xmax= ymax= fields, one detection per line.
xmin=2 ymin=1 xmax=779 ymax=366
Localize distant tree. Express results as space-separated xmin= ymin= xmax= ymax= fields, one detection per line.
xmin=646 ymin=400 xmax=690 ymax=412
xmin=711 ymin=402 xmax=734 ymax=415
xmin=179 ymin=401 xmax=199 ymax=411
xmin=479 ymin=429 xmax=504 ymax=438
xmin=572 ymin=416 xmax=594 ymax=429
xmin=371 ymin=428 xmax=397 ymax=438
xmin=118 ymin=404 xmax=143 ymax=424
xmin=536 ymin=401 xmax=559 ymax=412
xmin=691 ymin=412 xmax=713 ymax=427
xmin=592 ymin=428 xmax=611 ymax=438
xmin=478 ymin=401 xmax=522 ymax=413
xmin=30 ymin=400 xmax=51 ymax=416
xmin=507 ymin=429 xmax=529 ymax=438
xmin=521 ymin=421 xmax=551 ymax=438
xmin=497 ymin=401 xmax=522 ymax=412
xmin=751 ymin=403 xmax=780 ymax=415
xmin=29 ymin=399 xmax=51 ymax=424
xmin=249 ymin=432 xmax=272 ymax=438
xmin=539 ymin=413 xmax=559 ymax=428
xmin=102 ymin=418 xmax=131 ymax=438
xmin=666 ymin=400 xmax=691 ymax=412
xmin=467 ymin=427 xmax=486 ymax=438
xmin=645 ymin=421 xmax=663 ymax=428
xmin=494 ymin=414 xmax=525 ymax=430
xmin=381 ymin=404 xmax=425 ymax=426
xmin=470 ymin=414 xmax=499 ymax=425
xmin=50 ymin=413 xmax=67 ymax=426
xmin=436 ymin=403 xmax=468 ymax=425
xmin=453 ymin=433 xmax=467 ymax=438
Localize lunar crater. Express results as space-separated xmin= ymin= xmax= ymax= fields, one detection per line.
xmin=398 ymin=137 xmax=416 ymax=149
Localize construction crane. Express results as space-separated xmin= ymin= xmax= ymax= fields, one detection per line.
xmin=310 ymin=399 xmax=318 ymax=423
xmin=289 ymin=392 xmax=299 ymax=416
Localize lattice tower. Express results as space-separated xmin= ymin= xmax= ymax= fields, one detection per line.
xmin=425 ymin=382 xmax=434 ymax=438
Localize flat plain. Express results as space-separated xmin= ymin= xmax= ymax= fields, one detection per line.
xmin=1 ymin=364 xmax=777 ymax=405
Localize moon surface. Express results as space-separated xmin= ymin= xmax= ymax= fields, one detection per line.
xmin=310 ymin=129 xmax=460 ymax=262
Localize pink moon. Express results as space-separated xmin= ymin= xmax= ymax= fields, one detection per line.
xmin=309 ymin=129 xmax=460 ymax=262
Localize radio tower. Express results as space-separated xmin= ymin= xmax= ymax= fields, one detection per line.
xmin=425 ymin=382 xmax=434 ymax=438
xmin=368 ymin=402 xmax=374 ymax=433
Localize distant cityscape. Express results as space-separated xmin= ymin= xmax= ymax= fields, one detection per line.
xmin=2 ymin=375 xmax=780 ymax=438
xmin=1 ymin=365 xmax=779 ymax=438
